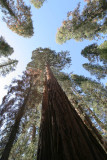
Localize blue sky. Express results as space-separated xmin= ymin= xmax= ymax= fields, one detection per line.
xmin=0 ymin=0 xmax=106 ymax=103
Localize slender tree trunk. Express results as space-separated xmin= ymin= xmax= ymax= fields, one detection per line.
xmin=70 ymin=97 xmax=107 ymax=152
xmin=37 ymin=64 xmax=107 ymax=160
xmin=71 ymin=87 xmax=107 ymax=134
xmin=86 ymin=105 xmax=107 ymax=133
xmin=0 ymin=85 xmax=31 ymax=160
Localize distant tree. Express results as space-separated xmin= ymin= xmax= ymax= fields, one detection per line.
xmin=56 ymin=0 xmax=107 ymax=44
xmin=0 ymin=71 xmax=42 ymax=160
xmin=9 ymin=109 xmax=40 ymax=160
xmin=0 ymin=0 xmax=34 ymax=37
xmin=30 ymin=0 xmax=46 ymax=8
xmin=0 ymin=36 xmax=18 ymax=76
xmin=71 ymin=74 xmax=107 ymax=134
xmin=69 ymin=91 xmax=107 ymax=152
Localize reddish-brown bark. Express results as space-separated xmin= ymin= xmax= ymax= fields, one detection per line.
xmin=37 ymin=64 xmax=107 ymax=160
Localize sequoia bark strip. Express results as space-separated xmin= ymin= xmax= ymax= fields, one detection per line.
xmin=0 ymin=84 xmax=32 ymax=160
xmin=37 ymin=64 xmax=107 ymax=160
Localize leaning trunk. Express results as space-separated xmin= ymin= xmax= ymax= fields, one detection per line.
xmin=86 ymin=104 xmax=107 ymax=134
xmin=37 ymin=64 xmax=107 ymax=160
xmin=0 ymin=85 xmax=31 ymax=160
xmin=70 ymin=97 xmax=107 ymax=152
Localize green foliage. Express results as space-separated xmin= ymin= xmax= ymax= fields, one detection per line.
xmin=27 ymin=47 xmax=71 ymax=72
xmin=30 ymin=0 xmax=46 ymax=8
xmin=71 ymin=74 xmax=107 ymax=119
xmin=0 ymin=36 xmax=18 ymax=76
xmin=0 ymin=36 xmax=14 ymax=57
xmin=81 ymin=41 xmax=107 ymax=80
xmin=0 ymin=0 xmax=16 ymax=17
xmin=0 ymin=0 xmax=34 ymax=37
xmin=81 ymin=43 xmax=99 ymax=62
xmin=98 ymin=41 xmax=107 ymax=61
xmin=83 ymin=63 xmax=107 ymax=80
xmin=0 ymin=72 xmax=42 ymax=159
xmin=0 ymin=58 xmax=18 ymax=76
xmin=56 ymin=0 xmax=107 ymax=43
xmin=9 ymin=108 xmax=40 ymax=160
xmin=81 ymin=41 xmax=107 ymax=63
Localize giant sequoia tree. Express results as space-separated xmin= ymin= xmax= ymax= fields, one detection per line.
xmin=0 ymin=48 xmax=107 ymax=159
xmin=37 ymin=64 xmax=107 ymax=160
xmin=0 ymin=0 xmax=33 ymax=37
xmin=56 ymin=0 xmax=107 ymax=44
xmin=27 ymin=48 xmax=107 ymax=159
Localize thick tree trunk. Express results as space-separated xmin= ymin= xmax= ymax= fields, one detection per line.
xmin=70 ymin=97 xmax=107 ymax=152
xmin=0 ymin=86 xmax=31 ymax=160
xmin=37 ymin=64 xmax=107 ymax=160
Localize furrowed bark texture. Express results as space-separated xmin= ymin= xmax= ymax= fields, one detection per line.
xmin=0 ymin=85 xmax=31 ymax=160
xmin=37 ymin=64 xmax=107 ymax=160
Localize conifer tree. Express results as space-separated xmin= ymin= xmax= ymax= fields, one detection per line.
xmin=0 ymin=0 xmax=33 ymax=37
xmin=37 ymin=64 xmax=106 ymax=160
xmin=51 ymin=71 xmax=107 ymax=151
xmin=1 ymin=48 xmax=107 ymax=159
xmin=56 ymin=0 xmax=107 ymax=44
xmin=71 ymin=74 xmax=107 ymax=135
xmin=0 ymin=71 xmax=42 ymax=160
xmin=27 ymin=48 xmax=107 ymax=159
